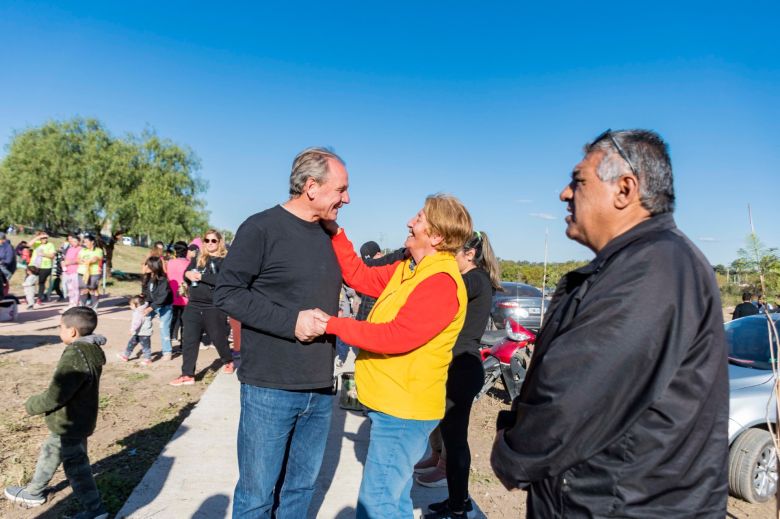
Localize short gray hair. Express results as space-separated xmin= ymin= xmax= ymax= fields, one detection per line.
xmin=586 ymin=129 xmax=675 ymax=215
xmin=289 ymin=147 xmax=345 ymax=197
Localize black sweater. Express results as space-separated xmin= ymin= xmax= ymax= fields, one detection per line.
xmin=214 ymin=205 xmax=342 ymax=390
xmin=185 ymin=256 xmax=223 ymax=308
xmin=452 ymin=268 xmax=494 ymax=359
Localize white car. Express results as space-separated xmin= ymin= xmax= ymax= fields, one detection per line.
xmin=121 ymin=236 xmax=136 ymax=246
xmin=727 ymin=313 xmax=779 ymax=503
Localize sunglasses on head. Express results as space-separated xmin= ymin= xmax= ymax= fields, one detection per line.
xmin=592 ymin=129 xmax=638 ymax=176
xmin=204 ymin=238 xmax=219 ymax=244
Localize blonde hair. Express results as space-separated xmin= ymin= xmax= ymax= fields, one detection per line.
xmin=197 ymin=230 xmax=227 ymax=269
xmin=423 ymin=194 xmax=473 ymax=255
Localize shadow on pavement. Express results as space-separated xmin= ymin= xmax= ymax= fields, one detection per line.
xmin=192 ymin=493 xmax=230 ymax=518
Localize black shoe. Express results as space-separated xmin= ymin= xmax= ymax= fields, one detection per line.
xmin=425 ymin=498 xmax=473 ymax=518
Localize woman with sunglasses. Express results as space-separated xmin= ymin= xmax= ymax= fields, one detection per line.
xmin=170 ymin=230 xmax=234 ymax=386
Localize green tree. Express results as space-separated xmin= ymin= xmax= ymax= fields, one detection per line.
xmin=737 ymin=233 xmax=780 ymax=296
xmin=0 ymin=117 xmax=209 ymax=273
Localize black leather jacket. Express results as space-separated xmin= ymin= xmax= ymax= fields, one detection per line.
xmin=491 ymin=214 xmax=729 ymax=518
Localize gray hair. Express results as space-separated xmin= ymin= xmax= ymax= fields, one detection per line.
xmin=586 ymin=129 xmax=675 ymax=215
xmin=288 ymin=147 xmax=345 ymax=197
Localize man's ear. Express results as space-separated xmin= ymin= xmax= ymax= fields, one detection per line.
xmin=614 ymin=174 xmax=640 ymax=210
xmin=304 ymin=177 xmax=318 ymax=201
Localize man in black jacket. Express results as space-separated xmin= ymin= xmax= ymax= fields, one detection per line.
xmin=491 ymin=130 xmax=729 ymax=517
xmin=214 ymin=147 xmax=348 ymax=519
xmin=733 ymin=291 xmax=759 ymax=320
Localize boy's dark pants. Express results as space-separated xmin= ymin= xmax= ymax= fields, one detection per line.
xmin=27 ymin=433 xmax=103 ymax=512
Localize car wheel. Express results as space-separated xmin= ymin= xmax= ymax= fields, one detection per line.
xmin=728 ymin=428 xmax=778 ymax=503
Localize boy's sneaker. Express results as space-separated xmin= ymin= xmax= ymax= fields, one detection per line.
xmin=116 ymin=353 xmax=129 ymax=362
xmin=140 ymin=358 xmax=152 ymax=367
xmin=169 ymin=375 xmax=195 ymax=386
xmin=4 ymin=485 xmax=46 ymax=507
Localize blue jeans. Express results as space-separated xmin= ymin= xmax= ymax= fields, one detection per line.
xmin=233 ymin=384 xmax=333 ymax=519
xmin=357 ymin=411 xmax=439 ymax=519
xmin=154 ymin=304 xmax=173 ymax=354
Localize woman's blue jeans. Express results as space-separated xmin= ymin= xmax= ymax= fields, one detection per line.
xmin=357 ymin=410 xmax=439 ymax=519
xmin=233 ymin=383 xmax=333 ymax=519
xmin=154 ymin=304 xmax=173 ymax=354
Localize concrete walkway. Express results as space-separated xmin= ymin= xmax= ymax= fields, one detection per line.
xmin=116 ymin=357 xmax=486 ymax=518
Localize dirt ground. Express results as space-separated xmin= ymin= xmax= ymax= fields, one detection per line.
xmin=467 ymin=383 xmax=777 ymax=518
xmin=0 ymin=297 xmax=227 ymax=518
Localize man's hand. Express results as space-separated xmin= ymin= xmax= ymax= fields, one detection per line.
xmin=295 ymin=308 xmax=329 ymax=342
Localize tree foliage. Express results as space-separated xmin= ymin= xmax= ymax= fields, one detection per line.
xmin=737 ymin=233 xmax=780 ymax=296
xmin=0 ymin=117 xmax=209 ymax=272
xmin=499 ymin=259 xmax=588 ymax=289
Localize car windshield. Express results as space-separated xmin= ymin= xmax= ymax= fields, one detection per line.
xmin=500 ymin=283 xmax=542 ymax=298
xmin=725 ymin=317 xmax=780 ymax=370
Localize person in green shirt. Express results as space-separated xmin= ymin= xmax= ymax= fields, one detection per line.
xmin=30 ymin=232 xmax=56 ymax=304
xmin=77 ymin=235 xmax=104 ymax=309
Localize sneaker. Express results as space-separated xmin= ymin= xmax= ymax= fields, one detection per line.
xmin=222 ymin=361 xmax=235 ymax=374
xmin=169 ymin=375 xmax=195 ymax=386
xmin=140 ymin=358 xmax=152 ymax=367
xmin=425 ymin=498 xmax=473 ymax=518
xmin=26 ymin=304 xmax=34 ymax=310
xmin=414 ymin=452 xmax=441 ymax=474
xmin=199 ymin=342 xmax=213 ymax=350
xmin=4 ymin=485 xmax=46 ymax=507
xmin=415 ymin=461 xmax=447 ymax=487
xmin=116 ymin=353 xmax=129 ymax=362
xmin=162 ymin=352 xmax=173 ymax=361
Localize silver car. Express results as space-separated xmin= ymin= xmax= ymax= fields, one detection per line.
xmin=727 ymin=312 xmax=779 ymax=503
xmin=490 ymin=282 xmax=545 ymax=332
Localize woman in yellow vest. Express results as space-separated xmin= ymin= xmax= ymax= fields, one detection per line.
xmin=319 ymin=194 xmax=472 ymax=519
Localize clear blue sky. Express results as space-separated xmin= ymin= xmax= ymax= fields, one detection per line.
xmin=1 ymin=1 xmax=778 ymax=265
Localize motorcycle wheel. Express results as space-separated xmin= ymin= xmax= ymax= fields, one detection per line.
xmin=475 ymin=356 xmax=501 ymax=401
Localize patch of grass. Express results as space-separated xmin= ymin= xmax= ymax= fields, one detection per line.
xmin=124 ymin=372 xmax=150 ymax=382
xmin=98 ymin=395 xmax=113 ymax=410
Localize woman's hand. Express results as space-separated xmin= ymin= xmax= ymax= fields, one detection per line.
xmin=319 ymin=219 xmax=340 ymax=237
xmin=185 ymin=271 xmax=202 ymax=282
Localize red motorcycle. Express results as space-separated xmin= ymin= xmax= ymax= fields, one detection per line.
xmin=476 ymin=318 xmax=535 ymax=401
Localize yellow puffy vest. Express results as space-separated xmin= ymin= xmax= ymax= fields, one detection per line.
xmin=356 ymin=252 xmax=467 ymax=420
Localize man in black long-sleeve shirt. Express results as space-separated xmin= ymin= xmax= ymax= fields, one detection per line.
xmin=214 ymin=147 xmax=349 ymax=519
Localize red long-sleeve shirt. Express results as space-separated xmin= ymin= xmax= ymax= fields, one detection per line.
xmin=325 ymin=231 xmax=458 ymax=355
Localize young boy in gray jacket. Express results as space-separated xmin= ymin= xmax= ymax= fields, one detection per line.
xmin=4 ymin=306 xmax=108 ymax=519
